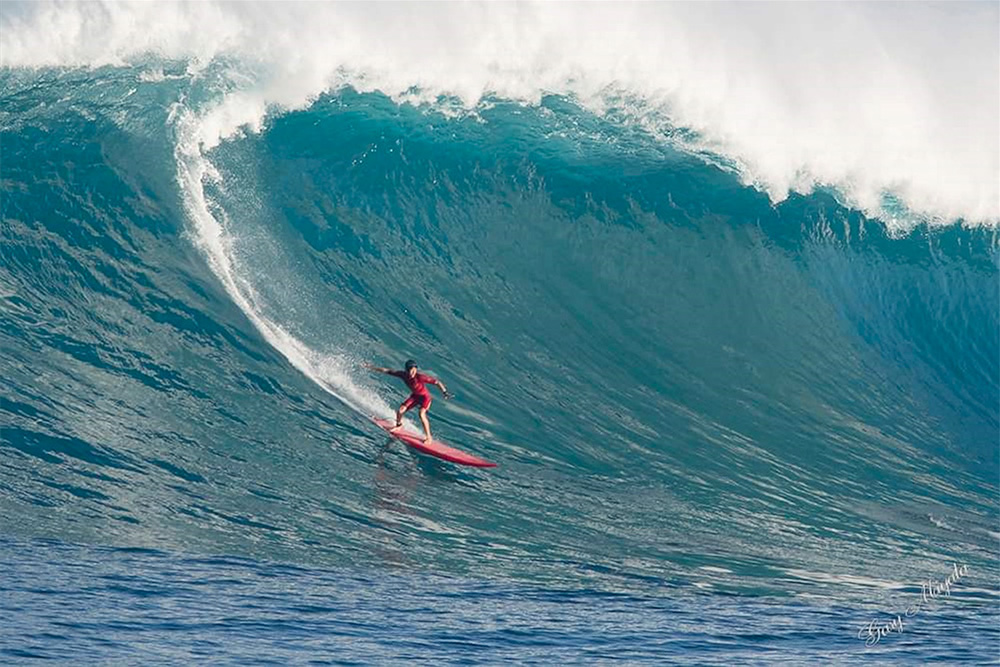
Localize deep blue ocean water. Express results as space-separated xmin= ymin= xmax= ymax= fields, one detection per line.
xmin=3 ymin=539 xmax=998 ymax=665
xmin=2 ymin=3 xmax=999 ymax=663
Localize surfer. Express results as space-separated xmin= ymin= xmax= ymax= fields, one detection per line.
xmin=364 ymin=360 xmax=451 ymax=444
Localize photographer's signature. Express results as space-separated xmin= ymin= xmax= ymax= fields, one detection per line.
xmin=858 ymin=563 xmax=968 ymax=647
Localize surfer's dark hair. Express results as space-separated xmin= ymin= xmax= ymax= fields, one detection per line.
xmin=404 ymin=359 xmax=417 ymax=370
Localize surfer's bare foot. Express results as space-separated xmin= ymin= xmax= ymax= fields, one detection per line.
xmin=389 ymin=423 xmax=402 ymax=433
xmin=423 ymin=436 xmax=432 ymax=445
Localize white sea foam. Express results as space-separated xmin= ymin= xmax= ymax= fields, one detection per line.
xmin=3 ymin=1 xmax=997 ymax=227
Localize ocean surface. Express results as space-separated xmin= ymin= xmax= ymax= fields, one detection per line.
xmin=2 ymin=2 xmax=998 ymax=664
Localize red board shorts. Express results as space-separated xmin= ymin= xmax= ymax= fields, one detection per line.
xmin=401 ymin=393 xmax=432 ymax=411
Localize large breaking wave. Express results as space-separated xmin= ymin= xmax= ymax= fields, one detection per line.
xmin=1 ymin=1 xmax=997 ymax=603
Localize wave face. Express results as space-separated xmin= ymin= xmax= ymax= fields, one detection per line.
xmin=1 ymin=0 xmax=998 ymax=612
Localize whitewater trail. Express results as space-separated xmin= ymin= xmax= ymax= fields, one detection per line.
xmin=172 ymin=103 xmax=392 ymax=421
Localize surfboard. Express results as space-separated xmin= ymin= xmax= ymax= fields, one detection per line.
xmin=371 ymin=417 xmax=497 ymax=468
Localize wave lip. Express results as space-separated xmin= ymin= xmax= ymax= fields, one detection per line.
xmin=2 ymin=1 xmax=997 ymax=227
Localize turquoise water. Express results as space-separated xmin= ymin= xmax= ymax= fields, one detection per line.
xmin=2 ymin=3 xmax=999 ymax=663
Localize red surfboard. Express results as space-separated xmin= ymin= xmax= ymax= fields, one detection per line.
xmin=372 ymin=417 xmax=497 ymax=468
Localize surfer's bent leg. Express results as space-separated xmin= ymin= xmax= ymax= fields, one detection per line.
xmin=392 ymin=403 xmax=409 ymax=431
xmin=419 ymin=408 xmax=432 ymax=444
xmin=415 ymin=394 xmax=433 ymax=443
xmin=393 ymin=395 xmax=420 ymax=431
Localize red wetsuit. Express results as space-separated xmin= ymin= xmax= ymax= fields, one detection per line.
xmin=390 ymin=370 xmax=438 ymax=410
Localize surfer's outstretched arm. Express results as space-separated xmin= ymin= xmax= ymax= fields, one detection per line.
xmin=363 ymin=362 xmax=395 ymax=375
